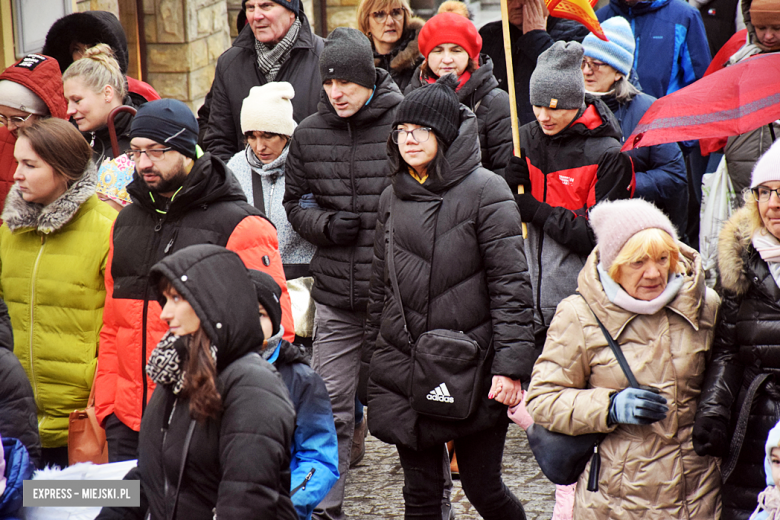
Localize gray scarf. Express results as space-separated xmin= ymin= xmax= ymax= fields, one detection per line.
xmin=254 ymin=18 xmax=301 ymax=82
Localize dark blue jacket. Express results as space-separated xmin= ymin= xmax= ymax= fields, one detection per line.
xmin=597 ymin=0 xmax=711 ymax=99
xmin=270 ymin=339 xmax=339 ymax=520
xmin=0 ymin=437 xmax=34 ymax=520
xmin=605 ymin=92 xmax=688 ymax=237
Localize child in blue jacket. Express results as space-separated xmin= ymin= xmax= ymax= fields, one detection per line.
xmin=249 ymin=270 xmax=339 ymax=520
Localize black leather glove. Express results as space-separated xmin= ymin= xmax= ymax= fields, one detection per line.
xmin=514 ymin=193 xmax=542 ymax=222
xmin=692 ymin=416 xmax=730 ymax=457
xmin=505 ymin=152 xmax=531 ymax=192
xmin=327 ymin=211 xmax=360 ymax=245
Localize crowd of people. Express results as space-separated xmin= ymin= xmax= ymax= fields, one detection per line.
xmin=1 ymin=0 xmax=780 ymax=518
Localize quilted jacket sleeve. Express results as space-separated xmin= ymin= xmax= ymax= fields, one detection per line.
xmin=694 ymin=289 xmax=745 ymax=424
xmin=476 ymin=174 xmax=536 ymax=381
xmin=631 ymin=142 xmax=686 ymax=204
xmin=202 ymin=59 xmax=240 ymax=162
xmin=481 ymin=90 xmax=513 ymax=179
xmin=526 ymin=297 xmax=617 ymax=435
xmin=226 ymin=216 xmax=295 ymax=342
xmin=95 ymin=223 xmax=119 ymax=424
xmin=216 ymin=362 xmax=297 ymax=519
xmin=283 ymin=135 xmax=338 ymax=247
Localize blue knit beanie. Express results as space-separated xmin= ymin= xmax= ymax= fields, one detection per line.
xmin=129 ymin=99 xmax=199 ymax=160
xmin=582 ymin=17 xmax=635 ymax=77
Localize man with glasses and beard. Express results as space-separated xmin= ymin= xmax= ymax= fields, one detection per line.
xmin=93 ymin=98 xmax=295 ymax=463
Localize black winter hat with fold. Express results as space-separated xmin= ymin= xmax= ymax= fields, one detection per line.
xmin=129 ymin=99 xmax=199 ymax=160
xmin=247 ymin=270 xmax=283 ymax=337
xmin=393 ymin=74 xmax=460 ymax=146
xmin=319 ymin=27 xmax=376 ymax=90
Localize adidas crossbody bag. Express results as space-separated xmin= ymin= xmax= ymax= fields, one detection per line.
xmin=387 ymin=210 xmax=486 ymax=421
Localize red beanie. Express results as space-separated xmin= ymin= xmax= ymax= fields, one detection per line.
xmin=418 ymin=12 xmax=482 ymax=60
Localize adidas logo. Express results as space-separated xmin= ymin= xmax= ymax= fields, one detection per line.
xmin=427 ymin=383 xmax=454 ymax=403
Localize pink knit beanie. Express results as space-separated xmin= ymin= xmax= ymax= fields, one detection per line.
xmin=589 ymin=199 xmax=678 ymax=269
xmin=751 ymin=139 xmax=780 ymax=188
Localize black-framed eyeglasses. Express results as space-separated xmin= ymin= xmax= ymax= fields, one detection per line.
xmin=124 ymin=147 xmax=173 ymax=162
xmin=0 ymin=113 xmax=35 ymax=127
xmin=371 ymin=7 xmax=404 ymax=22
xmin=581 ymin=58 xmax=608 ymax=72
xmin=392 ymin=127 xmax=431 ymax=144
xmin=752 ymin=186 xmax=780 ymax=202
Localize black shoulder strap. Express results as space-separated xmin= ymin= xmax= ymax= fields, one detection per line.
xmin=251 ymin=172 xmax=265 ymax=215
xmin=578 ymin=294 xmax=640 ymax=389
xmin=169 ymin=418 xmax=197 ymax=520
xmin=387 ymin=211 xmax=414 ymax=346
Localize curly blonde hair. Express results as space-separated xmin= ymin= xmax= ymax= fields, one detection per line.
xmin=62 ymin=43 xmax=127 ymax=100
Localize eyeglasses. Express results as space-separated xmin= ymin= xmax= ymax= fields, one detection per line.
xmin=124 ymin=147 xmax=173 ymax=162
xmin=581 ymin=58 xmax=608 ymax=72
xmin=0 ymin=113 xmax=35 ymax=127
xmin=392 ymin=127 xmax=431 ymax=144
xmin=752 ymin=186 xmax=780 ymax=202
xmin=371 ymin=7 xmax=404 ymax=23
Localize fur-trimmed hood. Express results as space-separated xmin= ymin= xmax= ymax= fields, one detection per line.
xmin=1 ymin=162 xmax=97 ymax=234
xmin=718 ymin=205 xmax=759 ymax=296
xmin=373 ymin=17 xmax=425 ymax=75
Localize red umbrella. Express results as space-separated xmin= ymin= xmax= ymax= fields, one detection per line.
xmin=621 ymin=52 xmax=780 ymax=151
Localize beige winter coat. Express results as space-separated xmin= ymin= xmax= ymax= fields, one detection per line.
xmin=526 ymin=244 xmax=722 ymax=519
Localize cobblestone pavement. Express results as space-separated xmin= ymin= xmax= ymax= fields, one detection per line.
xmin=344 ymin=422 xmax=556 ymax=519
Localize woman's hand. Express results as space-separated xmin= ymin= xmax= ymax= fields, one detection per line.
xmin=489 ymin=375 xmax=523 ymax=406
xmin=523 ymin=0 xmax=549 ymax=34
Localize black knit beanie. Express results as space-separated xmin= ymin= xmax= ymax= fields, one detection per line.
xmin=393 ymin=74 xmax=460 ymax=146
xmin=129 ymin=99 xmax=199 ymax=160
xmin=320 ymin=27 xmax=376 ymax=90
xmin=247 ymin=269 xmax=283 ymax=337
xmin=241 ymin=0 xmax=300 ymax=17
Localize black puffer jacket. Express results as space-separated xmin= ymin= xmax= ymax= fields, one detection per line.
xmin=405 ymin=54 xmax=512 ymax=177
xmin=0 ymin=298 xmax=41 ymax=468
xmin=98 ymin=245 xmax=297 ymax=520
xmin=283 ymin=69 xmax=403 ymax=311
xmin=694 ymin=207 xmax=780 ymax=520
xmin=361 ymin=107 xmax=535 ymax=450
xmin=203 ymin=15 xmax=324 ymax=161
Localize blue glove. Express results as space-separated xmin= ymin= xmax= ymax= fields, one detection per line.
xmin=299 ymin=193 xmax=321 ymax=209
xmin=608 ymin=387 xmax=668 ymax=425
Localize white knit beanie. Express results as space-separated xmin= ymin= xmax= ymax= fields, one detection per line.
xmin=240 ymin=82 xmax=296 ymax=137
xmin=589 ymin=199 xmax=678 ymax=269
xmin=751 ymin=139 xmax=780 ymax=188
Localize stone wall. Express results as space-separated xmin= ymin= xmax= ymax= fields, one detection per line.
xmin=76 ymin=0 xmax=120 ymax=16
xmin=143 ymin=0 xmax=230 ymax=111
xmin=324 ymin=0 xmax=359 ymax=33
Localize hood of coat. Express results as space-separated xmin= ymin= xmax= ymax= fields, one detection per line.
xmin=577 ymin=241 xmax=708 ymax=338
xmin=374 ymin=17 xmax=425 ymax=74
xmin=717 ymin=204 xmax=780 ymax=297
xmin=43 ymin=11 xmax=130 ymax=75
xmin=2 ymin=161 xmax=97 ymax=234
xmin=127 ymin=151 xmax=249 ymax=215
xmin=149 ymin=244 xmax=263 ymax=372
xmin=392 ymin=104 xmax=481 ymax=198
xmin=0 ymin=55 xmax=67 ymax=120
xmin=610 ymin=0 xmax=671 ymax=16
xmin=316 ymin=68 xmax=404 ymax=126
xmin=545 ymin=94 xmax=623 ymax=143
xmin=407 ymin=54 xmax=500 ymax=108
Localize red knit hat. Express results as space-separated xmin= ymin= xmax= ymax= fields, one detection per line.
xmin=418 ymin=12 xmax=482 ymax=60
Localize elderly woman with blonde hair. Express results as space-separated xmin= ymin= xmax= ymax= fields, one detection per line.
xmin=694 ymin=140 xmax=780 ymax=519
xmin=356 ymin=0 xmax=423 ymax=91
xmin=526 ymin=198 xmax=721 ymax=519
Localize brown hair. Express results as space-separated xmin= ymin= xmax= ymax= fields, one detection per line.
xmin=17 ymin=118 xmax=92 ymax=184
xmin=157 ymin=277 xmax=222 ymax=422
xmin=357 ymin=0 xmax=412 ymax=39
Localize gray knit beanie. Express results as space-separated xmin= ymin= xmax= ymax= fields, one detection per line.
xmin=320 ymin=28 xmax=375 ymax=90
xmin=530 ymin=41 xmax=585 ymax=110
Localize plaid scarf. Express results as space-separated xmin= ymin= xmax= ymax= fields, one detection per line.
xmin=146 ymin=331 xmax=218 ymax=395
xmin=255 ymin=18 xmax=301 ymax=82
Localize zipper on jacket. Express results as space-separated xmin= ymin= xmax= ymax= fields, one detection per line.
xmin=142 ymin=214 xmax=167 ymax=415
xmin=426 ymin=201 xmax=444 ymax=331
xmin=291 ymin=468 xmax=316 ymax=495
xmin=162 ymin=399 xmax=178 ymax=513
xmin=348 ymin=121 xmax=357 ymax=310
xmin=29 ymin=235 xmax=46 ymax=405
xmin=536 ymin=175 xmax=549 ymax=328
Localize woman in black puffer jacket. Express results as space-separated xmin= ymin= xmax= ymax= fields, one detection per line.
xmin=693 ymin=142 xmax=780 ymax=520
xmin=359 ymin=76 xmax=534 ymax=519
xmin=97 ymin=244 xmax=297 ymax=520
xmin=405 ymin=11 xmax=512 ymax=178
